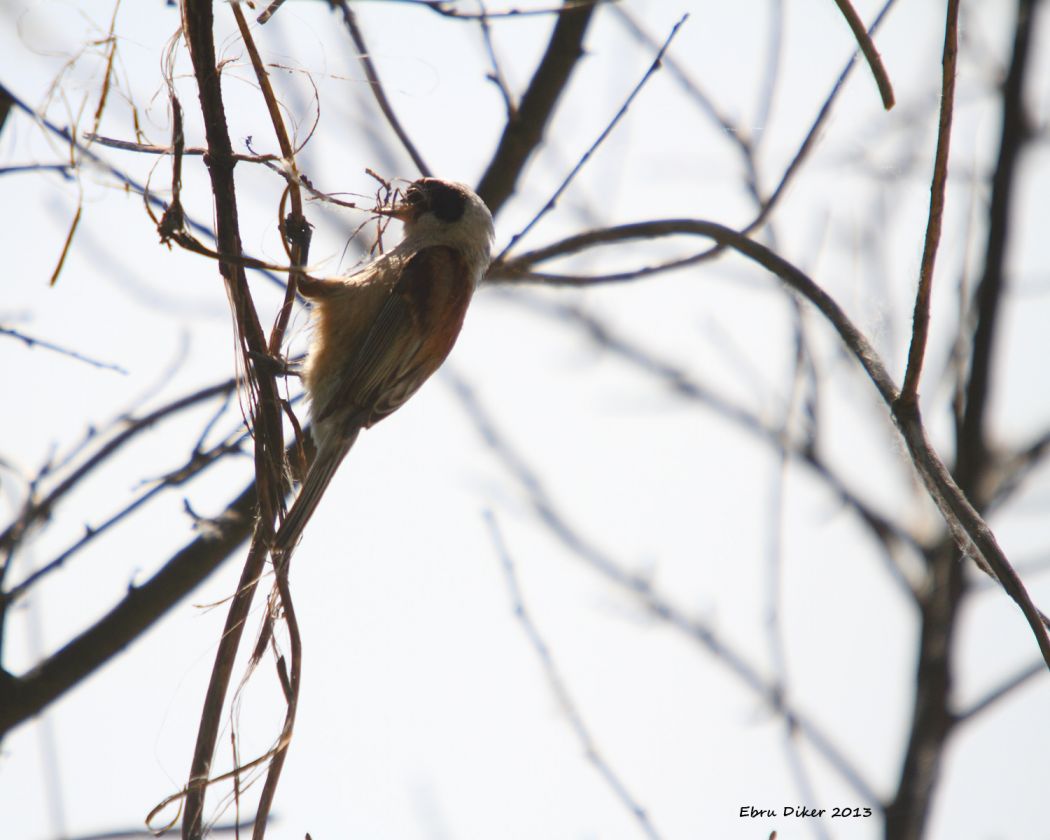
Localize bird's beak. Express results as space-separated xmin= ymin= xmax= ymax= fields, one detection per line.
xmin=377 ymin=201 xmax=414 ymax=222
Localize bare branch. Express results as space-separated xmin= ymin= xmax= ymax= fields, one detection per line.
xmin=954 ymin=0 xmax=1042 ymax=497
xmin=6 ymin=432 xmax=248 ymax=604
xmin=330 ymin=0 xmax=432 ymax=177
xmin=180 ymin=1 xmax=289 ymax=835
xmin=485 ymin=511 xmax=664 ymax=839
xmin=378 ymin=0 xmax=605 ymax=19
xmin=954 ymin=661 xmax=1045 ymax=724
xmin=0 ymin=468 xmax=263 ymax=737
xmin=831 ymin=0 xmax=896 ymax=109
xmin=497 ymin=15 xmax=687 ymax=260
xmin=501 ymin=291 xmax=921 ymax=579
xmin=476 ymin=0 xmax=517 ymax=120
xmin=50 ymin=817 xmax=262 ymax=840
xmin=83 ymin=132 xmax=276 ymax=162
xmin=899 ymin=0 xmax=959 ymax=407
xmin=748 ymin=0 xmax=898 ymax=236
xmin=251 ymin=560 xmax=302 ymax=840
xmin=884 ymin=540 xmax=964 ymax=840
xmin=498 ymin=218 xmax=1050 ymax=668
xmin=476 ymin=0 xmax=597 ymax=214
xmin=448 ymin=370 xmax=881 ymax=806
xmin=0 ymin=379 xmax=236 ymax=558
xmin=0 ymin=325 xmax=127 ymax=374
xmin=228 ymin=0 xmax=311 ymax=354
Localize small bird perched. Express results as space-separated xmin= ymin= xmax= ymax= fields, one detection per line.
xmin=272 ymin=178 xmax=494 ymax=557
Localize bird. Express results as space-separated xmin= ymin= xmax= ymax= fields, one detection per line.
xmin=271 ymin=178 xmax=494 ymax=558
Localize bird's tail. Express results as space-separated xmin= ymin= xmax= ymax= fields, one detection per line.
xmin=272 ymin=429 xmax=359 ymax=559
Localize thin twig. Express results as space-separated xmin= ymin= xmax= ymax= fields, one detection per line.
xmin=489 ymin=2 xmax=899 ymax=282
xmin=899 ymin=0 xmax=959 ymax=407
xmin=228 ymin=27 xmax=311 ymax=832
xmin=0 ymin=84 xmax=286 ymax=291
xmin=608 ymin=6 xmax=747 ymax=156
xmin=0 ymin=325 xmax=127 ymax=374
xmin=449 ymin=371 xmax=880 ymax=805
xmin=83 ymin=132 xmax=276 ymax=161
xmin=256 ymin=0 xmax=288 ymax=24
xmin=485 ymin=511 xmax=666 ymax=840
xmin=954 ymin=0 xmax=1041 ymax=497
xmin=747 ymin=0 xmax=898 ymax=236
xmin=0 ymin=458 xmax=278 ymax=737
xmin=500 ymin=291 xmax=920 ymax=576
xmin=476 ymin=0 xmax=597 ymax=214
xmin=392 ymin=0 xmax=605 ymax=18
xmin=831 ymin=0 xmax=895 ymax=109
xmin=0 ymin=162 xmax=77 ymax=177
xmin=0 ymin=379 xmax=237 ymax=557
xmin=754 ymin=0 xmax=784 ymax=150
xmin=331 ymin=0 xmax=432 ymax=177
xmin=609 ymin=2 xmax=766 ymax=214
xmin=228 ymin=0 xmax=310 ymax=354
xmin=989 ymin=428 xmax=1050 ymax=512
xmin=477 ymin=0 xmax=517 ymax=119
xmin=48 ymin=204 xmax=82 ymax=287
xmin=954 ymin=662 xmax=1045 ymax=724
xmin=498 ymin=217 xmax=1050 ymax=668
xmin=763 ymin=310 xmax=833 ymax=840
xmin=6 ymin=433 xmax=248 ymax=604
xmin=51 ymin=816 xmax=262 ymax=840
xmin=88 ymin=0 xmax=121 ymax=137
xmin=251 ymin=562 xmax=302 ymax=840
xmin=496 ymin=15 xmax=687 ymax=261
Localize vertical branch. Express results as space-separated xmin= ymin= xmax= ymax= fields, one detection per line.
xmin=882 ymin=542 xmax=964 ymax=840
xmin=226 ymin=15 xmax=309 ymax=834
xmin=179 ymin=2 xmax=287 ymax=838
xmin=889 ymin=6 xmax=1043 ymax=835
xmin=899 ymin=0 xmax=959 ymax=407
xmin=955 ymin=0 xmax=1041 ymax=493
xmin=250 ymin=566 xmax=301 ymax=840
xmin=476 ymin=0 xmax=518 ymax=120
xmin=228 ymin=1 xmax=310 ymax=353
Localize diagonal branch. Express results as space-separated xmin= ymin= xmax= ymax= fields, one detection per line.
xmin=496 ymin=15 xmax=686 ymax=260
xmin=476 ymin=0 xmax=597 ymax=214
xmin=485 ymin=512 xmax=664 ymax=839
xmin=449 ymin=371 xmax=880 ymax=805
xmin=331 ymin=0 xmax=432 ymax=177
xmin=502 ymin=292 xmax=921 ymax=583
xmin=0 ymin=471 xmax=262 ymax=737
xmin=0 ymin=380 xmax=236 ymax=559
xmin=496 ymin=217 xmax=1050 ymax=668
xmin=831 ymin=0 xmax=895 ymax=109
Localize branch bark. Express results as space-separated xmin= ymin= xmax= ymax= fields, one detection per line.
xmin=179 ymin=2 xmax=288 ymax=836
xmin=0 ymin=477 xmax=258 ymax=737
xmin=476 ymin=0 xmax=596 ymax=214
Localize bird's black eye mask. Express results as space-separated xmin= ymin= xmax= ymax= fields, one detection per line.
xmin=407 ymin=179 xmax=467 ymax=224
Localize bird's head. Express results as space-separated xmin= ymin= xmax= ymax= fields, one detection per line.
xmin=384 ymin=178 xmax=494 ymax=267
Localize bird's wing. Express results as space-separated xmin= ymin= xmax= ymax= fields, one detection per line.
xmin=318 ymin=244 xmax=471 ymax=427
